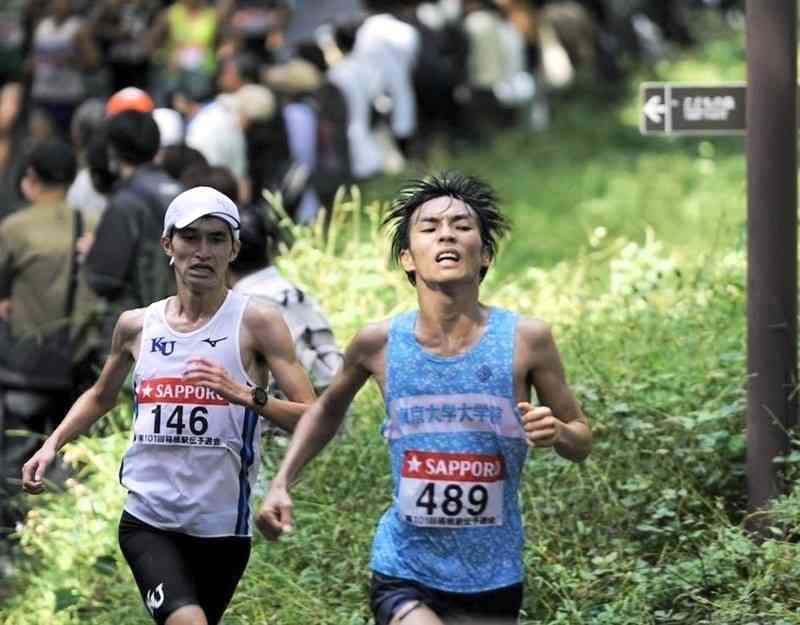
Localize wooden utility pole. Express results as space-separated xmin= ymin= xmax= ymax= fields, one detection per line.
xmin=745 ymin=0 xmax=798 ymax=524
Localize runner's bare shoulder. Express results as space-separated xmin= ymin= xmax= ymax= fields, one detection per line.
xmin=347 ymin=319 xmax=391 ymax=370
xmin=113 ymin=307 xmax=146 ymax=355
xmin=516 ymin=316 xmax=554 ymax=349
xmin=244 ymin=294 xmax=288 ymax=322
xmin=241 ymin=295 xmax=289 ymax=337
xmin=515 ymin=315 xmax=570 ymax=382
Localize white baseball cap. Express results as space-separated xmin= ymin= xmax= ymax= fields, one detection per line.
xmin=162 ymin=186 xmax=240 ymax=240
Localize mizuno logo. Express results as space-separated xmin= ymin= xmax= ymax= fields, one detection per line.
xmin=146 ymin=582 xmax=165 ymax=615
xmin=202 ymin=336 xmax=228 ymax=347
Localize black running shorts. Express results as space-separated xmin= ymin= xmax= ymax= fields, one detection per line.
xmin=370 ymin=571 xmax=523 ymax=625
xmin=118 ymin=510 xmax=251 ymax=625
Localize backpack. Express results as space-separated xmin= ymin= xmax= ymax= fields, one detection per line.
xmin=125 ymin=170 xmax=182 ymax=306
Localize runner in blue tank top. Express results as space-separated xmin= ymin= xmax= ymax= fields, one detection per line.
xmin=259 ymin=172 xmax=593 ymax=625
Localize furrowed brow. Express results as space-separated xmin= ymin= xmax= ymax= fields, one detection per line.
xmin=418 ymin=212 xmax=473 ymax=224
xmin=449 ymin=212 xmax=474 ymax=222
xmin=418 ymin=215 xmax=441 ymax=224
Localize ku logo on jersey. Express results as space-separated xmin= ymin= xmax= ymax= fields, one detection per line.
xmin=151 ymin=336 xmax=176 ymax=356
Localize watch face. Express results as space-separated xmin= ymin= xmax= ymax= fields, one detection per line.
xmin=252 ymin=386 xmax=268 ymax=406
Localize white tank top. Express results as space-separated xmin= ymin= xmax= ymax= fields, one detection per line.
xmin=121 ymin=291 xmax=262 ymax=537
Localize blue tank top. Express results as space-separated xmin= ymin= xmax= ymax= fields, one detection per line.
xmin=370 ymin=307 xmax=529 ymax=593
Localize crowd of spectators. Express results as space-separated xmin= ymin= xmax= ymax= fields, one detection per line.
xmin=0 ymin=0 xmax=742 ymax=579
xmin=0 ymin=0 xmax=744 ymax=218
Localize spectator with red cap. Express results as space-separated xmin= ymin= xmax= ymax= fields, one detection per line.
xmin=106 ymin=86 xmax=156 ymax=117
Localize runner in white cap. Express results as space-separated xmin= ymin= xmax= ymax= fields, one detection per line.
xmin=22 ymin=186 xmax=315 ymax=625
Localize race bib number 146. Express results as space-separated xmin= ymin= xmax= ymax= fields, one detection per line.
xmin=133 ymin=377 xmax=229 ymax=447
xmin=398 ymin=450 xmax=504 ymax=528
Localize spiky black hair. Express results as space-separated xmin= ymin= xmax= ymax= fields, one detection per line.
xmin=382 ymin=171 xmax=511 ymax=284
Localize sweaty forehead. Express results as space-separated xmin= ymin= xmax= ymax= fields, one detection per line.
xmin=412 ymin=196 xmax=476 ymax=222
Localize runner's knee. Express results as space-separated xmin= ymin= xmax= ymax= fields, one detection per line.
xmin=164 ymin=604 xmax=207 ymax=625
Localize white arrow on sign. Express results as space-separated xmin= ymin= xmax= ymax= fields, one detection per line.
xmin=644 ymin=95 xmax=668 ymax=123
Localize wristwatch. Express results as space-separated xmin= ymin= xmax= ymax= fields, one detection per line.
xmin=250 ymin=385 xmax=268 ymax=408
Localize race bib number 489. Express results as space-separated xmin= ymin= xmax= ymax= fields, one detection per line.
xmin=398 ymin=450 xmax=504 ymax=528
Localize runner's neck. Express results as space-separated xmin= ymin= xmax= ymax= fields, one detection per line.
xmin=167 ymin=286 xmax=229 ymax=331
xmin=415 ymin=299 xmax=489 ymax=357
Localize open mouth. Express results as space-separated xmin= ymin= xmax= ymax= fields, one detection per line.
xmin=189 ymin=264 xmax=214 ymax=274
xmin=435 ymin=250 xmax=461 ymax=264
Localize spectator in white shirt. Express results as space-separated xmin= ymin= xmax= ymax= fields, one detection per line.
xmin=183 ymin=83 xmax=275 ymax=203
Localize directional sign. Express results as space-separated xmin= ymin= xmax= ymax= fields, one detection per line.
xmin=640 ymin=82 xmax=747 ymax=135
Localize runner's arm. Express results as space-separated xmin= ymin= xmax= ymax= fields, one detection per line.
xmin=21 ymin=309 xmax=141 ymax=492
xmin=273 ymin=351 xmax=371 ymax=488
xmin=183 ymin=300 xmax=316 ymax=431
xmin=271 ymin=322 xmax=386 ymax=488
xmin=256 ymin=323 xmax=386 ymax=540
xmin=255 ymin=305 xmax=316 ymax=429
xmin=518 ymin=318 xmax=592 ymax=462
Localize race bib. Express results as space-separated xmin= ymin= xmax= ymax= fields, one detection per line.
xmin=398 ymin=450 xmax=504 ymax=528
xmin=133 ymin=377 xmax=228 ymax=448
